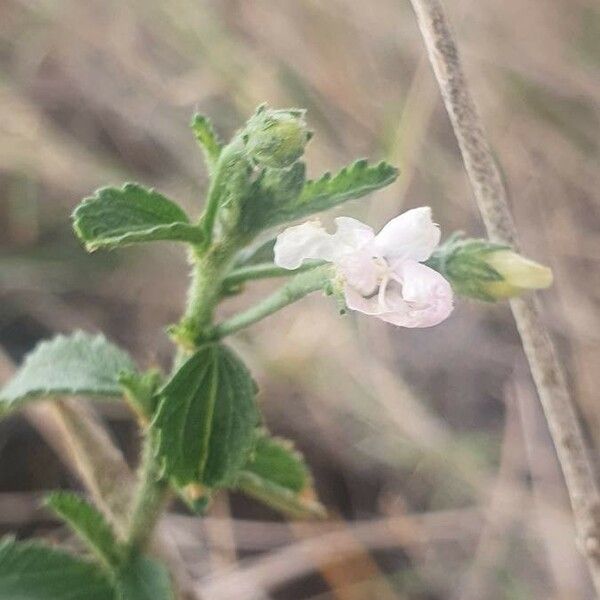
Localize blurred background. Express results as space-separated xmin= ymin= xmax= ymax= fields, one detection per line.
xmin=1 ymin=0 xmax=600 ymax=598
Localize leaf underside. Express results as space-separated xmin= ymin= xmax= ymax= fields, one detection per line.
xmin=73 ymin=183 xmax=202 ymax=250
xmin=152 ymin=344 xmax=259 ymax=487
xmin=0 ymin=537 xmax=114 ymax=600
xmin=0 ymin=331 xmax=135 ymax=416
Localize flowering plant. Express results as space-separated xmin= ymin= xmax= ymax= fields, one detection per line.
xmin=0 ymin=106 xmax=551 ymax=599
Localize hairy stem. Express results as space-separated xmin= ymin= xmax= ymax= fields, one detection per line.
xmin=409 ymin=0 xmax=600 ymax=591
xmin=222 ymin=260 xmax=325 ymax=289
xmin=126 ymin=434 xmax=170 ymax=555
xmin=178 ymin=240 xmax=241 ymax=346
xmin=211 ymin=266 xmax=332 ymax=340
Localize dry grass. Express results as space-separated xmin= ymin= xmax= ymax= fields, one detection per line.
xmin=1 ymin=0 xmax=599 ymax=598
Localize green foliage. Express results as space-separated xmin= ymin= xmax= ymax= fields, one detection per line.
xmin=285 ymin=159 xmax=398 ymax=222
xmin=191 ymin=113 xmax=222 ymax=173
xmin=116 ymin=555 xmax=174 ymax=600
xmin=46 ymin=492 xmax=123 ymax=570
xmin=237 ymin=429 xmax=325 ymax=519
xmin=73 ymin=183 xmax=203 ymax=251
xmin=152 ymin=344 xmax=259 ymax=487
xmin=0 ymin=538 xmax=114 ymax=600
xmin=241 ymin=162 xmax=307 ymax=231
xmin=0 ymin=332 xmax=135 ymax=416
xmin=119 ymin=369 xmax=163 ymax=420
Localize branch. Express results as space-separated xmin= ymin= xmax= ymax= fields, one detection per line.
xmin=211 ymin=266 xmax=332 ymax=340
xmin=408 ymin=0 xmax=600 ymax=592
xmin=222 ymin=260 xmax=324 ymax=290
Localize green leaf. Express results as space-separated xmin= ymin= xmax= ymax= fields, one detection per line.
xmin=0 ymin=332 xmax=135 ymax=416
xmin=248 ymin=162 xmax=307 ymax=230
xmin=152 ymin=344 xmax=259 ymax=487
xmin=46 ymin=492 xmax=123 ymax=570
xmin=191 ymin=114 xmax=222 ymax=174
xmin=73 ymin=183 xmax=203 ymax=251
xmin=0 ymin=537 xmax=115 ymax=600
xmin=279 ymin=159 xmax=398 ymax=222
xmin=119 ymin=369 xmax=163 ymax=420
xmin=116 ymin=555 xmax=173 ymax=600
xmin=237 ymin=430 xmax=325 ymax=519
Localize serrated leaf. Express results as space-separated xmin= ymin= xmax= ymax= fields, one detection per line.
xmin=152 ymin=344 xmax=259 ymax=487
xmin=0 ymin=332 xmax=135 ymax=416
xmin=191 ymin=114 xmax=222 ymax=174
xmin=46 ymin=492 xmax=123 ymax=569
xmin=73 ymin=184 xmax=203 ymax=251
xmin=237 ymin=430 xmax=325 ymax=519
xmin=277 ymin=159 xmax=398 ymax=222
xmin=116 ymin=555 xmax=173 ymax=600
xmin=0 ymin=538 xmax=115 ymax=600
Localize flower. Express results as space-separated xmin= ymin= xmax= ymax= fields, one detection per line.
xmin=274 ymin=207 xmax=453 ymax=327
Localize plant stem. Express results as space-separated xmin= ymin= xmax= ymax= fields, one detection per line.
xmin=211 ymin=266 xmax=332 ymax=340
xmin=178 ymin=240 xmax=241 ymax=346
xmin=125 ymin=434 xmax=170 ymax=555
xmin=409 ymin=0 xmax=600 ymax=591
xmin=222 ymin=260 xmax=325 ymax=289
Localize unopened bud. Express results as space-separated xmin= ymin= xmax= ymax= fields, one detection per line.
xmin=427 ymin=236 xmax=553 ymax=301
xmin=244 ymin=105 xmax=311 ymax=168
xmin=481 ymin=249 xmax=553 ymax=299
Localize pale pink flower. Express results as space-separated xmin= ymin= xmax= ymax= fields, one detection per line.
xmin=274 ymin=207 xmax=453 ymax=327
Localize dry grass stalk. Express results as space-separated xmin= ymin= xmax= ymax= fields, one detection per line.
xmin=408 ymin=0 xmax=600 ymax=593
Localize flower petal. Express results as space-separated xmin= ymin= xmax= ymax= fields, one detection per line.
xmin=343 ymin=283 xmax=386 ymax=316
xmin=386 ymin=260 xmax=453 ymax=327
xmin=337 ymin=250 xmax=379 ymax=297
xmin=274 ymin=220 xmax=338 ymax=269
xmin=274 ymin=217 xmax=375 ymax=270
xmin=331 ymin=217 xmax=375 ymax=259
xmin=374 ymin=206 xmax=440 ymax=262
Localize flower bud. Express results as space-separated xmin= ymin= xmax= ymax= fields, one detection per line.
xmin=480 ymin=249 xmax=553 ymax=299
xmin=244 ymin=106 xmax=311 ymax=168
xmin=427 ymin=236 xmax=553 ymax=301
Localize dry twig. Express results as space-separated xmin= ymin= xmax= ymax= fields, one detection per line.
xmin=408 ymin=0 xmax=600 ymax=593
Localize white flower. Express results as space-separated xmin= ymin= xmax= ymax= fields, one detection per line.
xmin=274 ymin=207 xmax=453 ymax=328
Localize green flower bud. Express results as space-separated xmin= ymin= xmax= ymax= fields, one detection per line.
xmin=244 ymin=105 xmax=311 ymax=168
xmin=427 ymin=236 xmax=553 ymax=301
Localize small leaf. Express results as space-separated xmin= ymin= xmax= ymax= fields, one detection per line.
xmin=0 ymin=332 xmax=135 ymax=416
xmin=152 ymin=344 xmax=259 ymax=487
xmin=116 ymin=555 xmax=173 ymax=600
xmin=46 ymin=491 xmax=123 ymax=569
xmin=237 ymin=430 xmax=326 ymax=519
xmin=73 ymin=183 xmax=203 ymax=251
xmin=119 ymin=369 xmax=163 ymax=421
xmin=191 ymin=114 xmax=222 ymax=174
xmin=279 ymin=159 xmax=398 ymax=222
xmin=0 ymin=537 xmax=114 ymax=600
